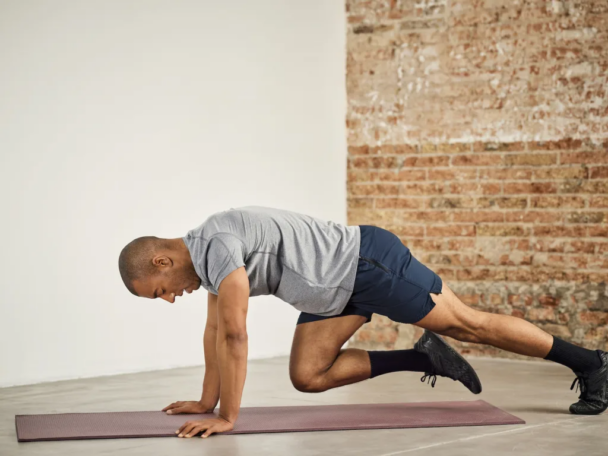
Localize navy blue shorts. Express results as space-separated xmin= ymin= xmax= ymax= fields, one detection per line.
xmin=296 ymin=225 xmax=443 ymax=326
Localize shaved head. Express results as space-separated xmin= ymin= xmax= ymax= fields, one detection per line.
xmin=118 ymin=235 xmax=202 ymax=302
xmin=118 ymin=236 xmax=171 ymax=295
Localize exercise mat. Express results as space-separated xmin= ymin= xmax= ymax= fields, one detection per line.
xmin=15 ymin=399 xmax=524 ymax=442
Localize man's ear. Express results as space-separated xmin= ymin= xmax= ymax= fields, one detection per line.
xmin=152 ymin=255 xmax=171 ymax=267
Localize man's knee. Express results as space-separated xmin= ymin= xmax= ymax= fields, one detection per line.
xmin=291 ymin=377 xmax=325 ymax=393
xmin=444 ymin=311 xmax=489 ymax=343
xmin=290 ymin=370 xmax=326 ymax=393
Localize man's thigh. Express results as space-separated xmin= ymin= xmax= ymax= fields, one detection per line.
xmin=414 ymin=280 xmax=487 ymax=338
xmin=289 ymin=314 xmax=368 ymax=383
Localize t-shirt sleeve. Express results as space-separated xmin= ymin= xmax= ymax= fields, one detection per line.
xmin=206 ymin=233 xmax=246 ymax=293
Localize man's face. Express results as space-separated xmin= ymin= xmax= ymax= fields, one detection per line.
xmin=132 ymin=262 xmax=202 ymax=304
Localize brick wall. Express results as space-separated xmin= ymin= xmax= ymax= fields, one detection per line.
xmin=345 ymin=0 xmax=608 ymax=359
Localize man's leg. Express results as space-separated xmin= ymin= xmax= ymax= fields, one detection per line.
xmin=416 ymin=281 xmax=602 ymax=373
xmin=290 ymin=280 xmax=602 ymax=393
xmin=290 ymin=314 xmax=435 ymax=392
xmin=417 ymin=281 xmax=554 ymax=357
xmin=290 ymin=314 xmax=372 ymax=392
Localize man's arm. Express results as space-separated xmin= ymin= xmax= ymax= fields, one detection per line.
xmin=216 ymin=266 xmax=249 ymax=424
xmin=200 ymin=291 xmax=221 ymax=409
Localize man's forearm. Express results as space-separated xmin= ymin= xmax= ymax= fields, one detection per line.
xmin=217 ymin=334 xmax=248 ymax=423
xmin=200 ymin=326 xmax=221 ymax=407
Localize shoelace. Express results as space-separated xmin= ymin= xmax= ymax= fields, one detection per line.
xmin=420 ymin=373 xmax=437 ymax=388
xmin=570 ymin=375 xmax=587 ymax=395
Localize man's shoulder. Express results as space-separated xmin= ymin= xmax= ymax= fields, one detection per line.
xmin=205 ymin=208 xmax=244 ymax=227
xmin=197 ymin=208 xmax=255 ymax=242
xmin=189 ymin=205 xmax=293 ymax=239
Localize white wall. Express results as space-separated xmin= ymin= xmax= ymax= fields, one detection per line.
xmin=0 ymin=0 xmax=347 ymax=387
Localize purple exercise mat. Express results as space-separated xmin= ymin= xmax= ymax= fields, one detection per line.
xmin=15 ymin=399 xmax=524 ymax=442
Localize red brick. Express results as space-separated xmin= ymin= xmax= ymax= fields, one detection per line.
xmin=348 ymin=169 xmax=377 ymax=182
xmin=561 ymin=151 xmax=608 ymax=165
xmin=505 ymin=211 xmax=563 ymax=223
xmin=415 ymin=239 xmax=446 ymax=251
xmin=473 ymin=142 xmax=526 ymax=152
xmin=447 ymin=239 xmax=476 ymax=250
xmin=532 ymin=240 xmax=566 ymax=253
xmin=399 ymin=182 xmax=447 ymax=195
xmin=427 ymin=196 xmax=476 ymax=209
xmin=430 ymin=168 xmax=478 ymax=180
xmin=348 ymin=145 xmax=371 ymax=155
xmin=452 ymin=154 xmax=503 ymax=166
xmin=508 ymin=294 xmax=534 ymax=306
xmin=375 ymin=198 xmax=424 ymax=209
xmin=347 ymin=209 xmax=398 ymax=226
xmin=533 ymin=225 xmax=586 ymax=237
xmin=590 ymin=196 xmax=608 ymax=208
xmin=511 ymin=309 xmax=525 ymax=319
xmin=588 ymin=226 xmax=608 ymax=237
xmin=576 ymin=181 xmax=608 ymax=193
xmin=533 ymin=167 xmax=588 ymax=180
xmin=350 ymin=183 xmax=400 ymax=196
xmin=580 ymin=312 xmax=608 ymax=325
xmin=504 ymin=182 xmax=557 ymax=194
xmin=347 ymin=197 xmax=374 ymax=209
xmin=379 ymin=144 xmax=419 ymax=154
xmin=527 ymin=307 xmax=557 ymax=321
xmin=387 ymin=225 xmax=425 ymax=237
xmin=565 ymin=241 xmax=598 ymax=254
xmin=477 ymin=196 xmax=528 ymax=209
xmin=351 ymin=156 xmax=402 ymax=169
xmin=565 ymin=212 xmax=606 ymax=224
xmin=377 ymin=169 xmax=426 ymax=181
xmin=589 ymin=167 xmax=608 ymax=179
xmin=480 ymin=168 xmax=533 ymax=180
xmin=504 ymin=153 xmax=557 ymax=166
xmin=450 ymin=182 xmax=502 ymax=194
xmin=426 ymin=225 xmax=476 ymax=237
xmin=477 ymin=224 xmax=530 ymax=237
xmin=452 ymin=211 xmax=505 ymax=223
xmin=456 ymin=268 xmax=508 ymax=281
xmin=436 ymin=143 xmax=472 ymax=153
xmin=397 ymin=211 xmax=453 ymax=223
xmin=528 ymin=139 xmax=583 ymax=150
xmin=404 ymin=155 xmax=451 ymax=167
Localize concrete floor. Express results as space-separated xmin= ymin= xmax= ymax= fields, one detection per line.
xmin=2 ymin=355 xmax=607 ymax=456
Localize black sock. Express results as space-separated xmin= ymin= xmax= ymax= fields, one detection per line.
xmin=543 ymin=336 xmax=602 ymax=373
xmin=367 ymin=349 xmax=433 ymax=378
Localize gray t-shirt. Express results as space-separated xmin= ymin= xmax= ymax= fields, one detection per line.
xmin=182 ymin=206 xmax=361 ymax=316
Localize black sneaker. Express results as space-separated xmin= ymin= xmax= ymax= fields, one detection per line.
xmin=413 ymin=329 xmax=482 ymax=394
xmin=569 ymin=350 xmax=608 ymax=415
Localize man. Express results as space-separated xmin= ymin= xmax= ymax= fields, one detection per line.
xmin=118 ymin=206 xmax=608 ymax=438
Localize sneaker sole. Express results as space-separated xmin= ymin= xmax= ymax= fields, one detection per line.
xmin=569 ymin=405 xmax=608 ymax=415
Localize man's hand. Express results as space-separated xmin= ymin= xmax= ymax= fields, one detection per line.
xmin=162 ymin=400 xmax=215 ymax=415
xmin=175 ymin=416 xmax=234 ymax=438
